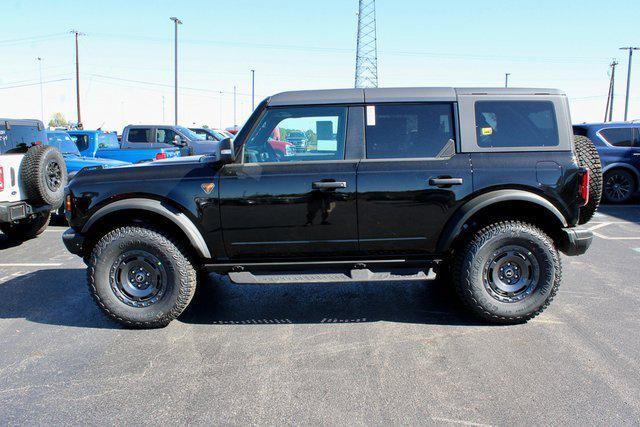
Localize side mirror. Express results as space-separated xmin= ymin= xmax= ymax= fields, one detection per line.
xmin=218 ymin=137 xmax=235 ymax=164
xmin=173 ymin=135 xmax=187 ymax=146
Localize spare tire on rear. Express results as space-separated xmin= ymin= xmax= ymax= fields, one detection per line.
xmin=573 ymin=135 xmax=602 ymax=224
xmin=20 ymin=145 xmax=67 ymax=209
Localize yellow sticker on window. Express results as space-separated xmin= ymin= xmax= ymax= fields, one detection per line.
xmin=481 ymin=127 xmax=493 ymax=136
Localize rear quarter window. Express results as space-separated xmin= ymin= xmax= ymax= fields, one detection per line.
xmin=598 ymin=127 xmax=637 ymax=147
xmin=475 ymin=101 xmax=559 ymax=148
xmin=127 ymin=128 xmax=153 ymax=143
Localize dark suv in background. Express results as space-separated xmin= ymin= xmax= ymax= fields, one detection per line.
xmin=573 ymin=122 xmax=640 ymax=203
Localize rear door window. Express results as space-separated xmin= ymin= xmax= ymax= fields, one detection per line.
xmin=128 ymin=128 xmax=153 ymax=143
xmin=598 ymin=127 xmax=636 ymax=147
xmin=365 ymin=103 xmax=456 ymax=159
xmin=70 ymin=134 xmax=90 ymax=151
xmin=475 ymin=101 xmax=559 ymax=148
xmin=0 ymin=124 xmax=44 ymax=153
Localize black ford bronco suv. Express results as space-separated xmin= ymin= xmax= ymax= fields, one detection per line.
xmin=62 ymin=88 xmax=601 ymax=328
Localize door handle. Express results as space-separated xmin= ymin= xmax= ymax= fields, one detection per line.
xmin=312 ymin=181 xmax=347 ymax=190
xmin=429 ymin=177 xmax=463 ymax=187
xmin=633 ymin=153 xmax=640 ymax=156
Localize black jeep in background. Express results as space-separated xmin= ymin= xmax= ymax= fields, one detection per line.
xmin=62 ymin=88 xmax=601 ymax=328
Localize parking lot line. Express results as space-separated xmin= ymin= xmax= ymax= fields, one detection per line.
xmin=0 ymin=263 xmax=62 ymax=267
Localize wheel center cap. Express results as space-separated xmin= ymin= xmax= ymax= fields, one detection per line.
xmin=505 ymin=269 xmax=514 ymax=278
xmin=134 ymin=272 xmax=146 ymax=283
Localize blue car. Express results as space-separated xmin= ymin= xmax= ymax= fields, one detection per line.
xmin=46 ymin=131 xmax=130 ymax=180
xmin=573 ymin=122 xmax=640 ymax=203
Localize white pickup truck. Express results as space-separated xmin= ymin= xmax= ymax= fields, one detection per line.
xmin=0 ymin=119 xmax=67 ymax=241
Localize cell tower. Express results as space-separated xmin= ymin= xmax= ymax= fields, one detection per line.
xmin=354 ymin=0 xmax=378 ymax=88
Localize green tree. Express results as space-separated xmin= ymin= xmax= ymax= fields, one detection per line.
xmin=48 ymin=112 xmax=68 ymax=128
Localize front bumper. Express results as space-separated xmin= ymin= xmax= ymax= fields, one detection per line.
xmin=559 ymin=227 xmax=593 ymax=256
xmin=62 ymin=228 xmax=85 ymax=257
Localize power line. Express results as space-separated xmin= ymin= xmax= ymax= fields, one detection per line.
xmin=0 ymin=78 xmax=72 ymax=90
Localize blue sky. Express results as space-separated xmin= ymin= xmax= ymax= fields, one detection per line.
xmin=0 ymin=0 xmax=638 ymax=130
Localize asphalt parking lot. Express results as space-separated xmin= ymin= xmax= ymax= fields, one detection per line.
xmin=1 ymin=206 xmax=639 ymax=425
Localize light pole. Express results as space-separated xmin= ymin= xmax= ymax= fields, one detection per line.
xmin=251 ymin=69 xmax=255 ymax=111
xmin=620 ymin=47 xmax=639 ymax=121
xmin=505 ymin=73 xmax=510 ymax=88
xmin=70 ymin=30 xmax=85 ymax=128
xmin=37 ymin=57 xmax=44 ymax=123
xmin=233 ymin=85 xmax=237 ymax=128
xmin=170 ymin=17 xmax=182 ymax=125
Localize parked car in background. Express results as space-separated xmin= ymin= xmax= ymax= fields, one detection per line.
xmin=284 ymin=130 xmax=308 ymax=152
xmin=189 ymin=127 xmax=229 ymax=141
xmin=1 ymin=119 xmax=66 ymax=241
xmin=46 ymin=131 xmax=130 ymax=180
xmin=121 ymin=125 xmax=216 ymax=156
xmin=573 ymin=122 xmax=640 ymax=203
xmin=68 ymin=130 xmax=180 ymax=163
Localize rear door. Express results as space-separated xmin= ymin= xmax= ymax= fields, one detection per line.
xmin=357 ymin=103 xmax=473 ymax=255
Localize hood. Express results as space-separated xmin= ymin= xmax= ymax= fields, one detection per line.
xmin=64 ymin=156 xmax=130 ymax=173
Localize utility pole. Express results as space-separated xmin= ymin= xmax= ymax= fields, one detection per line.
xmin=162 ymin=95 xmax=165 ymax=123
xmin=505 ymin=73 xmax=510 ymax=88
xmin=354 ymin=0 xmax=378 ymax=88
xmin=233 ymin=86 xmax=237 ymax=128
xmin=37 ymin=57 xmax=44 ymax=123
xmin=170 ymin=17 xmax=182 ymax=125
xmin=604 ymin=59 xmax=618 ymax=122
xmin=251 ymin=69 xmax=255 ymax=111
xmin=70 ymin=30 xmax=84 ymax=128
xmin=620 ymin=47 xmax=639 ymax=121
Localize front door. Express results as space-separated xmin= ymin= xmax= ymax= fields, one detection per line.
xmin=219 ymin=105 xmax=358 ymax=260
xmin=357 ymin=103 xmax=473 ymax=255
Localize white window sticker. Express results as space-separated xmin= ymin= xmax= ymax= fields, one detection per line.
xmin=366 ymin=105 xmax=376 ymax=126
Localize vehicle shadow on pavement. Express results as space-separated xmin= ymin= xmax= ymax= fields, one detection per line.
xmin=0 ymin=269 xmax=488 ymax=328
xmin=597 ymin=203 xmax=640 ymax=223
xmin=0 ymin=268 xmax=116 ymax=329
xmin=0 ymin=234 xmax=26 ymax=250
xmin=181 ymin=274 xmax=488 ymax=327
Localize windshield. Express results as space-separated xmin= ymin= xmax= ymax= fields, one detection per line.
xmin=175 ymin=126 xmax=200 ymax=141
xmin=47 ymin=132 xmax=80 ymax=155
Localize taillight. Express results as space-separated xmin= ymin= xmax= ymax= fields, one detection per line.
xmin=155 ymin=152 xmax=167 ymax=160
xmin=579 ymin=168 xmax=590 ymax=206
xmin=65 ymin=195 xmax=72 ymax=212
xmin=0 ymin=166 xmax=4 ymax=191
xmin=34 ymin=141 xmax=42 ymax=146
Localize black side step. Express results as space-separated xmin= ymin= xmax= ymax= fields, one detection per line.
xmin=227 ymin=268 xmax=436 ymax=284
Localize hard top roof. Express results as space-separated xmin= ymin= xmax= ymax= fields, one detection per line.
xmin=268 ymin=87 xmax=565 ymax=106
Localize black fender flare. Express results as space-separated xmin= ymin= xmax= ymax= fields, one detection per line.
xmin=436 ymin=189 xmax=568 ymax=253
xmin=81 ymin=198 xmax=212 ymax=259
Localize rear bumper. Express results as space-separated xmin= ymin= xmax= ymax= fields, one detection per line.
xmin=559 ymin=227 xmax=593 ymax=256
xmin=0 ymin=201 xmax=49 ymax=223
xmin=62 ymin=228 xmax=85 ymax=257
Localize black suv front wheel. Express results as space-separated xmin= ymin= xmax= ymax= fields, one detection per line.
xmin=88 ymin=226 xmax=197 ymax=328
xmin=453 ymin=221 xmax=561 ymax=324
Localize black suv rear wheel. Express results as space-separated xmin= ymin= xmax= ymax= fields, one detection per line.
xmin=453 ymin=221 xmax=561 ymax=324
xmin=87 ymin=226 xmax=197 ymax=328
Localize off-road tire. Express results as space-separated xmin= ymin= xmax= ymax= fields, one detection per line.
xmin=573 ymin=135 xmax=602 ymax=224
xmin=20 ymin=145 xmax=67 ymax=209
xmin=453 ymin=221 xmax=561 ymax=324
xmin=87 ymin=226 xmax=198 ymax=328
xmin=0 ymin=212 xmax=50 ymax=241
